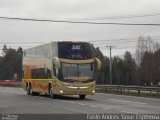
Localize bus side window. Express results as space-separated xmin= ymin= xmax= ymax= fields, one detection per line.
xmin=31 ymin=68 xmax=51 ymax=79
xmin=31 ymin=69 xmax=37 ymax=79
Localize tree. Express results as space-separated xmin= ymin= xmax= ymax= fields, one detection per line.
xmin=0 ymin=45 xmax=23 ymax=80
xmin=135 ymin=36 xmax=160 ymax=65
xmin=139 ymin=49 xmax=160 ymax=86
xmin=124 ymin=51 xmax=137 ymax=85
xmin=2 ymin=44 xmax=7 ymax=56
xmin=16 ymin=47 xmax=23 ymax=80
xmin=136 ymin=36 xmax=160 ymax=86
xmin=111 ymin=51 xmax=137 ymax=85
xmin=112 ymin=56 xmax=124 ymax=85
xmin=153 ymin=49 xmax=160 ymax=85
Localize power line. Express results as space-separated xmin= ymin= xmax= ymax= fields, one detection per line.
xmin=1 ymin=16 xmax=160 ymax=26
xmin=91 ymin=39 xmax=160 ymax=46
xmin=121 ymin=16 xmax=160 ymax=39
xmin=93 ymin=38 xmax=160 ymax=45
xmin=0 ymin=46 xmax=30 ymax=48
xmin=89 ymin=35 xmax=160 ymax=42
xmin=93 ymin=41 xmax=136 ymax=45
xmin=0 ymin=37 xmax=159 ymax=45
xmin=0 ymin=42 xmax=44 ymax=44
xmin=77 ymin=13 xmax=160 ymax=20
xmin=42 ymin=12 xmax=160 ymax=21
xmin=99 ymin=46 xmax=136 ymax=50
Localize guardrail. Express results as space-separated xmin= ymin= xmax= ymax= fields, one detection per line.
xmin=0 ymin=80 xmax=21 ymax=87
xmin=0 ymin=81 xmax=159 ymax=96
xmin=96 ymin=85 xmax=160 ymax=96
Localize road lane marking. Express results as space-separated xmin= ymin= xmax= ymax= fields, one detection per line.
xmin=62 ymin=101 xmax=86 ymax=106
xmin=121 ymin=110 xmax=138 ymax=114
xmin=121 ymin=111 xmax=135 ymax=114
xmin=89 ymin=105 xmax=97 ymax=108
xmin=109 ymin=99 xmax=147 ymax=105
xmin=78 ymin=103 xmax=85 ymax=106
xmin=103 ymin=107 xmax=111 ymax=110
xmin=69 ymin=101 xmax=76 ymax=104
xmin=99 ymin=93 xmax=160 ymax=101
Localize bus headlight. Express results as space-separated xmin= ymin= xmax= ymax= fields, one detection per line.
xmin=60 ymin=90 xmax=63 ymax=93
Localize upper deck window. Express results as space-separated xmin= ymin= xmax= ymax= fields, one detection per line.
xmin=58 ymin=42 xmax=95 ymax=59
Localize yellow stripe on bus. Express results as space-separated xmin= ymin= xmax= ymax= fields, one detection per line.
xmin=59 ymin=58 xmax=94 ymax=64
xmin=22 ymin=79 xmax=53 ymax=81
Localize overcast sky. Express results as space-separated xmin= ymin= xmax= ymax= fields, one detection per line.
xmin=0 ymin=0 xmax=160 ymax=57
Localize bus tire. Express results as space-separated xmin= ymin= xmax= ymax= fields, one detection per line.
xmin=27 ymin=83 xmax=32 ymax=95
xmin=49 ymin=87 xmax=53 ymax=99
xmin=49 ymin=87 xmax=57 ymax=99
xmin=32 ymin=92 xmax=39 ymax=96
xmin=27 ymin=83 xmax=39 ymax=96
xmin=79 ymin=95 xmax=86 ymax=99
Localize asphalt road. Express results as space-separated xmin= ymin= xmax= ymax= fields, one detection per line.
xmin=0 ymin=87 xmax=160 ymax=114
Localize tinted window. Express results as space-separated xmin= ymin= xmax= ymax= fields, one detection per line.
xmin=31 ymin=68 xmax=51 ymax=79
xmin=58 ymin=42 xmax=95 ymax=59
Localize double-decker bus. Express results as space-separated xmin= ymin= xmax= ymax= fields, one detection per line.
xmin=22 ymin=41 xmax=101 ymax=99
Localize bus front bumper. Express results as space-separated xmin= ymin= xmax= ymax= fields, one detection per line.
xmin=52 ymin=86 xmax=95 ymax=95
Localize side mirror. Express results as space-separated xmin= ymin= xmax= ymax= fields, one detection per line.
xmin=53 ymin=57 xmax=60 ymax=69
xmin=94 ymin=58 xmax=101 ymax=70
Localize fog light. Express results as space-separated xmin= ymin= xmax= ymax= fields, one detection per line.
xmin=92 ymin=90 xmax=95 ymax=93
xmin=60 ymin=90 xmax=63 ymax=93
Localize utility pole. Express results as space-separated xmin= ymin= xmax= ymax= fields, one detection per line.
xmin=106 ymin=46 xmax=113 ymax=85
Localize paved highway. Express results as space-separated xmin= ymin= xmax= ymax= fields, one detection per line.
xmin=0 ymin=87 xmax=160 ymax=114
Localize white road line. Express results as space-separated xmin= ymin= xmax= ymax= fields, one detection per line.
xmin=89 ymin=105 xmax=97 ymax=108
xmin=99 ymin=93 xmax=160 ymax=101
xmin=103 ymin=107 xmax=111 ymax=110
xmin=121 ymin=111 xmax=135 ymax=114
xmin=109 ymin=99 xmax=147 ymax=105
xmin=78 ymin=103 xmax=85 ymax=106
xmin=69 ymin=101 xmax=76 ymax=104
xmin=107 ymin=105 xmax=118 ymax=108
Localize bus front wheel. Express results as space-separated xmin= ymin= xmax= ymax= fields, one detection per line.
xmin=79 ymin=95 xmax=86 ymax=99
xmin=49 ymin=87 xmax=57 ymax=99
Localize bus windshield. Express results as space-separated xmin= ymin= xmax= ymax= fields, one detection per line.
xmin=59 ymin=63 xmax=95 ymax=83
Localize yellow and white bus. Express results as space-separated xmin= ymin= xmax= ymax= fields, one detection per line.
xmin=22 ymin=41 xmax=101 ymax=99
